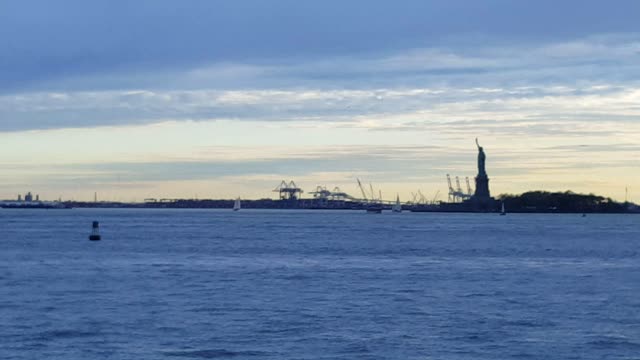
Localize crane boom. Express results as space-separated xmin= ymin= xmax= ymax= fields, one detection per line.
xmin=432 ymin=190 xmax=440 ymax=204
xmin=455 ymin=176 xmax=463 ymax=194
xmin=356 ymin=178 xmax=368 ymax=201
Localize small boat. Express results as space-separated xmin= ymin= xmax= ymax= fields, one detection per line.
xmin=365 ymin=197 xmax=383 ymax=213
xmin=500 ymin=202 xmax=506 ymax=216
xmin=233 ymin=197 xmax=241 ymax=211
xmin=366 ymin=204 xmax=383 ymax=214
xmin=392 ymin=194 xmax=402 ymax=213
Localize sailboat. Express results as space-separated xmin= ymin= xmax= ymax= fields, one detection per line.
xmin=392 ymin=194 xmax=402 ymax=213
xmin=500 ymin=202 xmax=506 ymax=216
xmin=233 ymin=197 xmax=241 ymax=211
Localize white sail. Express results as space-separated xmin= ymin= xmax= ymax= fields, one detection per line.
xmin=233 ymin=197 xmax=241 ymax=211
xmin=392 ymin=194 xmax=402 ymax=213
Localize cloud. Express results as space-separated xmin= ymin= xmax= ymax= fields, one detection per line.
xmin=2 ymin=83 xmax=640 ymax=133
xmin=1 ymin=33 xmax=640 ymax=132
xmin=3 ymin=1 xmax=638 ymax=91
xmin=5 ymin=141 xmax=635 ymax=184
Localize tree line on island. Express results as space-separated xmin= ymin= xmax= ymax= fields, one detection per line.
xmin=497 ymin=190 xmax=635 ymax=213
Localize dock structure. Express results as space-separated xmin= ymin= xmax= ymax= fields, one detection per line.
xmin=273 ymin=180 xmax=303 ymax=201
xmin=309 ymin=186 xmax=355 ymax=202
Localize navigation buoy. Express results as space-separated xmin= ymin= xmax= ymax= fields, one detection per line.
xmin=89 ymin=221 xmax=101 ymax=241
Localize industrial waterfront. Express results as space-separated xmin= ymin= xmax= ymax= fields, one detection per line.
xmin=3 ymin=140 xmax=637 ymax=214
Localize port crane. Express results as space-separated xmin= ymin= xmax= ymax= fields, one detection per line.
xmin=356 ymin=179 xmax=387 ymax=205
xmin=456 ymin=177 xmax=464 ymax=196
xmin=273 ymin=180 xmax=303 ymax=200
xmin=447 ymin=174 xmax=457 ymax=202
xmin=309 ymin=186 xmax=355 ymax=201
xmin=432 ymin=190 xmax=440 ymax=204
xmin=418 ymin=190 xmax=427 ymax=204
xmin=447 ymin=174 xmax=473 ymax=203
xmin=357 ymin=178 xmax=369 ymax=202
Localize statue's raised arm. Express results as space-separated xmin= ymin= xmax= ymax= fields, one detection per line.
xmin=476 ymin=138 xmax=481 ymax=149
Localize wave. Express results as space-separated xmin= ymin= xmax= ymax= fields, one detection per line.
xmin=33 ymin=329 xmax=100 ymax=341
xmin=163 ymin=349 xmax=267 ymax=358
xmin=587 ymin=335 xmax=640 ymax=350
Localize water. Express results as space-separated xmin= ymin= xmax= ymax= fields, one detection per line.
xmin=1 ymin=209 xmax=639 ymax=359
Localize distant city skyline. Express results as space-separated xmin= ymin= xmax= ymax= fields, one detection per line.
xmin=1 ymin=1 xmax=639 ymax=202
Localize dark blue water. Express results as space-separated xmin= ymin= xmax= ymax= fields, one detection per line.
xmin=1 ymin=209 xmax=639 ymax=359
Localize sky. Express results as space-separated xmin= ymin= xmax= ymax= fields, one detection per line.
xmin=1 ymin=0 xmax=640 ymax=202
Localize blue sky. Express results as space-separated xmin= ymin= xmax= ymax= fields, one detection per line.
xmin=1 ymin=1 xmax=640 ymax=201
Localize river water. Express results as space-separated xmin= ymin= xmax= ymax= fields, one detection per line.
xmin=1 ymin=209 xmax=639 ymax=359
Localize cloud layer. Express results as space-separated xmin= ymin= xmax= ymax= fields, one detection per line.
xmin=3 ymin=1 xmax=639 ymax=91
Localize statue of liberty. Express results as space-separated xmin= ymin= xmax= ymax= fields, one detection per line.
xmin=476 ymin=138 xmax=487 ymax=177
xmin=474 ymin=138 xmax=491 ymax=199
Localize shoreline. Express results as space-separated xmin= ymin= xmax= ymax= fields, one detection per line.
xmin=3 ymin=202 xmax=638 ymax=214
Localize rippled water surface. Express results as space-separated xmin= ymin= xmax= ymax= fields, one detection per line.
xmin=1 ymin=209 xmax=639 ymax=359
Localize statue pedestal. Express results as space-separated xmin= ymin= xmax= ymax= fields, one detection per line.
xmin=475 ymin=175 xmax=491 ymax=199
xmin=469 ymin=175 xmax=496 ymax=211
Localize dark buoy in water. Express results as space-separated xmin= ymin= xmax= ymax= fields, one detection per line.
xmin=89 ymin=221 xmax=101 ymax=241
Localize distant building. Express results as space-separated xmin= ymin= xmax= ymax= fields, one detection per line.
xmin=25 ymin=192 xmax=33 ymax=202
